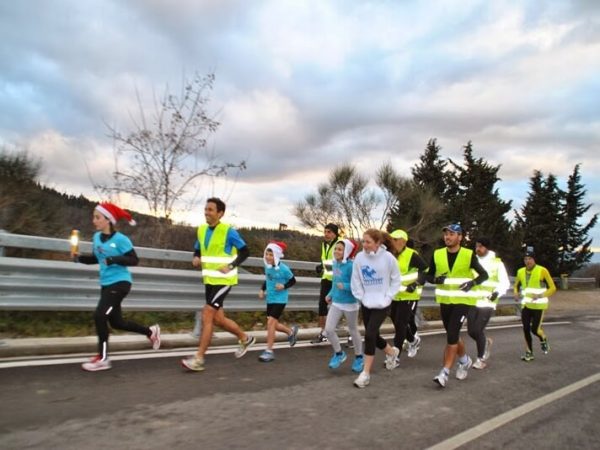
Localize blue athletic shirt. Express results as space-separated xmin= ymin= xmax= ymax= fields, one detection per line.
xmin=328 ymin=260 xmax=357 ymax=304
xmin=93 ymin=231 xmax=134 ymax=286
xmin=264 ymin=263 xmax=294 ymax=304
xmin=194 ymin=227 xmax=247 ymax=254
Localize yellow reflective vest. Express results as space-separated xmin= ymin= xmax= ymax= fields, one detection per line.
xmin=516 ymin=265 xmax=554 ymax=310
xmin=197 ymin=223 xmax=238 ymax=286
xmin=321 ymin=239 xmax=340 ymax=281
xmin=434 ymin=247 xmax=482 ymax=306
xmin=394 ymin=247 xmax=423 ymax=301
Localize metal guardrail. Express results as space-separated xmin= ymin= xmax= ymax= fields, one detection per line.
xmin=0 ymin=255 xmax=451 ymax=311
xmin=0 ymin=230 xmax=317 ymax=271
xmin=0 ymin=256 xmax=323 ymax=311
xmin=0 ymin=230 xmax=323 ymax=311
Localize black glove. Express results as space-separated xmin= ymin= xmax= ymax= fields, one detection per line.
xmin=459 ymin=280 xmax=475 ymax=292
xmin=433 ymin=275 xmax=446 ymax=284
xmin=315 ymin=264 xmax=323 ymax=276
xmin=406 ymin=282 xmax=418 ymax=293
xmin=489 ymin=291 xmax=499 ymax=301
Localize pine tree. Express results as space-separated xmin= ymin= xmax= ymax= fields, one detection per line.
xmin=387 ymin=179 xmax=446 ymax=260
xmin=557 ymin=164 xmax=598 ymax=275
xmin=411 ymin=138 xmax=449 ymax=201
xmin=445 ymin=142 xmax=512 ymax=248
xmin=514 ymin=171 xmax=563 ymax=275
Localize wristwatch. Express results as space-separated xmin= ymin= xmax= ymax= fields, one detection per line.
xmin=228 ymin=263 xmax=235 ymax=270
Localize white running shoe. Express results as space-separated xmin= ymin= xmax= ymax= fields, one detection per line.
xmin=483 ymin=337 xmax=493 ymax=361
xmin=353 ymin=371 xmax=371 ymax=388
xmin=433 ymin=369 xmax=448 ymax=388
xmin=456 ymin=356 xmax=473 ymax=380
xmin=472 ymin=358 xmax=487 ymax=370
xmin=385 ymin=346 xmax=401 ymax=370
xmin=149 ymin=324 xmax=161 ymax=350
xmin=181 ymin=355 xmax=205 ymax=372
xmin=82 ymin=355 xmax=112 ymax=372
xmin=407 ymin=335 xmax=421 ymax=358
xmin=235 ymin=335 xmax=256 ymax=358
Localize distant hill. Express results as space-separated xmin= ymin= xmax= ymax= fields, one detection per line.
xmin=3 ymin=183 xmax=322 ymax=262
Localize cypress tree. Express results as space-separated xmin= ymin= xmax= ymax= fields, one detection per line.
xmin=387 ymin=179 xmax=445 ymax=260
xmin=411 ymin=138 xmax=449 ymax=201
xmin=445 ymin=142 xmax=512 ymax=248
xmin=514 ymin=171 xmax=563 ymax=275
xmin=558 ymin=164 xmax=598 ymax=275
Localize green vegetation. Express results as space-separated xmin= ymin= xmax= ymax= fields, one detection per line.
xmin=0 ymin=310 xmax=321 ymax=338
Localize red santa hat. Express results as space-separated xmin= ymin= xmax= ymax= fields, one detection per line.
xmin=264 ymin=241 xmax=287 ymax=268
xmin=95 ymin=202 xmax=136 ymax=226
xmin=341 ymin=239 xmax=358 ymax=262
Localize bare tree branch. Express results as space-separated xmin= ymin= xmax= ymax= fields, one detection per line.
xmin=96 ymin=72 xmax=246 ymax=220
xmin=293 ymin=163 xmax=396 ymax=238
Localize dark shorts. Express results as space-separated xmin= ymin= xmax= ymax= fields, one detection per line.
xmin=440 ymin=303 xmax=472 ymax=345
xmin=204 ymin=284 xmax=232 ymax=310
xmin=266 ymin=303 xmax=286 ymax=320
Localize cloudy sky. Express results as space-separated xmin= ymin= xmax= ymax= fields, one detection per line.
xmin=1 ymin=0 xmax=599 ymax=249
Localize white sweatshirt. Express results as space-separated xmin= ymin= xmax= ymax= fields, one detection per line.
xmin=351 ymin=245 xmax=401 ymax=309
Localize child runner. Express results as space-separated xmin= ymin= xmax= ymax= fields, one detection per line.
xmin=75 ymin=202 xmax=160 ymax=372
xmin=351 ymin=229 xmax=401 ymax=388
xmin=258 ymin=241 xmax=299 ymax=362
xmin=323 ymin=239 xmax=364 ymax=373
xmin=513 ymin=246 xmax=556 ymax=361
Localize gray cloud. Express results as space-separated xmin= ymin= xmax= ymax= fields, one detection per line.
xmin=0 ymin=0 xmax=598 ymax=244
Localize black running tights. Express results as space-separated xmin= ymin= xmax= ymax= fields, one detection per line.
xmin=94 ymin=281 xmax=150 ymax=358
xmin=361 ymin=305 xmax=389 ymax=356
xmin=467 ymin=307 xmax=493 ymax=358
xmin=521 ymin=307 xmax=546 ymax=351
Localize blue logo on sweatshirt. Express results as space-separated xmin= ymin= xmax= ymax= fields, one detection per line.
xmin=361 ymin=265 xmax=383 ymax=286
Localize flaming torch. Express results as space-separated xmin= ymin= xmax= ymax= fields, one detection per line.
xmin=70 ymin=229 xmax=80 ymax=259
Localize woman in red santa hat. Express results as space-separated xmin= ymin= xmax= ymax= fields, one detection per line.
xmin=74 ymin=202 xmax=161 ymax=371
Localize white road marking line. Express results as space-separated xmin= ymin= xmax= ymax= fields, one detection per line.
xmin=0 ymin=321 xmax=571 ymax=369
xmin=0 ymin=340 xmax=315 ymax=368
xmin=427 ymin=371 xmax=600 ymax=450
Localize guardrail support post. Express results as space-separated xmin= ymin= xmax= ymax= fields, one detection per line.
xmin=0 ymin=229 xmax=6 ymax=257
xmin=191 ymin=309 xmax=203 ymax=338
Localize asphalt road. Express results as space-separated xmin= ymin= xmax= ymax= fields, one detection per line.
xmin=2 ymin=309 xmax=600 ymax=449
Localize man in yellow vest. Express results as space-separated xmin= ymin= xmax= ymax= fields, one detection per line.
xmin=312 ymin=223 xmax=341 ymax=344
xmin=513 ymin=246 xmax=556 ymax=362
xmin=467 ymin=237 xmax=510 ymax=369
xmin=388 ymin=229 xmax=428 ymax=369
xmin=428 ymin=223 xmax=488 ymax=388
xmin=181 ymin=197 xmax=254 ymax=372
